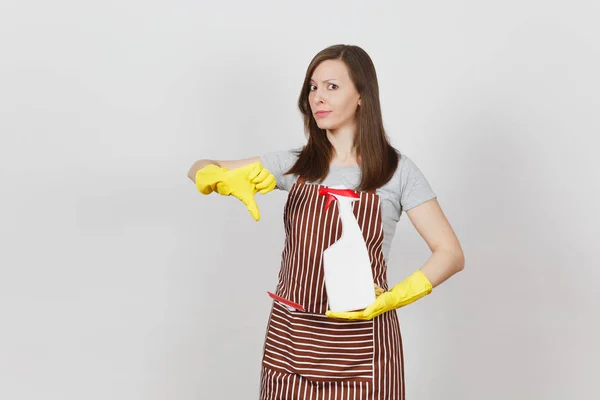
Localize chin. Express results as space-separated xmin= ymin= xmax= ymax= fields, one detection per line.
xmin=316 ymin=121 xmax=337 ymax=130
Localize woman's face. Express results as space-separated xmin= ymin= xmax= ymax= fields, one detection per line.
xmin=308 ymin=59 xmax=361 ymax=132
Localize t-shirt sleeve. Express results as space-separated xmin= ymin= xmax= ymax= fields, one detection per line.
xmin=259 ymin=149 xmax=300 ymax=192
xmin=399 ymin=154 xmax=437 ymax=211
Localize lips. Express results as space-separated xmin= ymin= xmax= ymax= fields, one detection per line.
xmin=315 ymin=111 xmax=331 ymax=117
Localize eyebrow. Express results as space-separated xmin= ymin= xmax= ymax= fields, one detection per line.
xmin=309 ymin=78 xmax=339 ymax=83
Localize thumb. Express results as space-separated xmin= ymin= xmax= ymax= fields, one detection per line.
xmin=239 ymin=193 xmax=261 ymax=221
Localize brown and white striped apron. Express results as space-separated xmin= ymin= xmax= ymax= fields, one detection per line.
xmin=259 ymin=176 xmax=405 ymax=400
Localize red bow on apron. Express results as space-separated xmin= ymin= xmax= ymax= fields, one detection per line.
xmin=318 ymin=187 xmax=360 ymax=211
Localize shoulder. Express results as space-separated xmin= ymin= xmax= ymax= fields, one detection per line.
xmin=397 ymin=153 xmax=421 ymax=181
xmin=397 ymin=153 xmax=437 ymax=211
xmin=259 ymin=148 xmax=301 ymax=168
xmin=259 ymin=147 xmax=302 ymax=191
xmin=378 ymin=152 xmax=437 ymax=212
xmin=380 ymin=152 xmax=418 ymax=187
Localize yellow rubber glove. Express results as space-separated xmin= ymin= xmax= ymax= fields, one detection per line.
xmin=326 ymin=270 xmax=433 ymax=321
xmin=195 ymin=161 xmax=276 ymax=221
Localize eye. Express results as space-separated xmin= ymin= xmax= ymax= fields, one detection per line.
xmin=308 ymin=83 xmax=338 ymax=91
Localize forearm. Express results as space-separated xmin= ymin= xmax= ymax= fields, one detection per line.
xmin=187 ymin=159 xmax=220 ymax=182
xmin=419 ymin=247 xmax=465 ymax=288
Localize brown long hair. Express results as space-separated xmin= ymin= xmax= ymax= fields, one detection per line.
xmin=285 ymin=44 xmax=401 ymax=192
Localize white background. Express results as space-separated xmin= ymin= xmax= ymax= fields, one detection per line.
xmin=1 ymin=1 xmax=599 ymax=399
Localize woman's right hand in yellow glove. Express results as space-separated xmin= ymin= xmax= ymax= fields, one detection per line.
xmin=195 ymin=161 xmax=276 ymax=221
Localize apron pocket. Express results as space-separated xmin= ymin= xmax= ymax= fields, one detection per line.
xmin=262 ymin=301 xmax=374 ymax=382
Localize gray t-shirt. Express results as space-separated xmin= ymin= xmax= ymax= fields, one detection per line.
xmin=260 ymin=149 xmax=437 ymax=262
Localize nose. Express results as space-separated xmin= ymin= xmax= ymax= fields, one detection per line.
xmin=312 ymin=91 xmax=326 ymax=109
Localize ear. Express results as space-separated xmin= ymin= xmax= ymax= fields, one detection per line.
xmin=358 ymin=97 xmax=361 ymax=106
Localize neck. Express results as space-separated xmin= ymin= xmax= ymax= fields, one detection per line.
xmin=326 ymin=120 xmax=357 ymax=164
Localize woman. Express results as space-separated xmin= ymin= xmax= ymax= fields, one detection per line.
xmin=188 ymin=44 xmax=465 ymax=399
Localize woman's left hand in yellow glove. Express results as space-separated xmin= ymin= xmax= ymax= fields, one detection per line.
xmin=325 ymin=270 xmax=433 ymax=321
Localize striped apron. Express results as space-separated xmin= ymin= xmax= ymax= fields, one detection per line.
xmin=259 ymin=176 xmax=405 ymax=399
